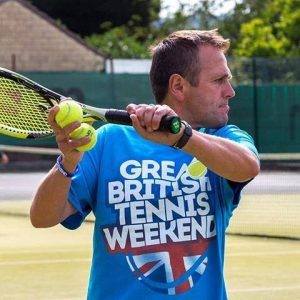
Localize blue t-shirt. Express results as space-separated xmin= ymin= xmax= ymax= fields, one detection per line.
xmin=62 ymin=124 xmax=258 ymax=300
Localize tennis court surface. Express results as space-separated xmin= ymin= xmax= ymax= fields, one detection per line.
xmin=0 ymin=195 xmax=299 ymax=299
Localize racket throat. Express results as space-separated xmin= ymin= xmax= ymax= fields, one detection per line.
xmin=81 ymin=103 xmax=109 ymax=122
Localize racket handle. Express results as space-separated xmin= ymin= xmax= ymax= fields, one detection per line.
xmin=105 ymin=109 xmax=182 ymax=134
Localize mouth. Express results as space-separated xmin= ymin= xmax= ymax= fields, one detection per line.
xmin=219 ymin=104 xmax=230 ymax=113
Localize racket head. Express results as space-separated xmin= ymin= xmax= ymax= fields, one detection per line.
xmin=0 ymin=67 xmax=63 ymax=139
xmin=0 ymin=67 xmax=181 ymax=139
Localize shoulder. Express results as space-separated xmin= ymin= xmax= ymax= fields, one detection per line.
xmin=206 ymin=125 xmax=254 ymax=142
xmin=206 ymin=125 xmax=259 ymax=158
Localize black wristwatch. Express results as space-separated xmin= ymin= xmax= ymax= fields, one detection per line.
xmin=172 ymin=121 xmax=193 ymax=149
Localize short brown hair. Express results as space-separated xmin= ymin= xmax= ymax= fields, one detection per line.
xmin=149 ymin=29 xmax=230 ymax=103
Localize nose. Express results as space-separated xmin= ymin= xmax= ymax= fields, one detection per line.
xmin=224 ymin=82 xmax=235 ymax=99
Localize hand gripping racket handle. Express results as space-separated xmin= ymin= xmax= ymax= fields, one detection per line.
xmin=105 ymin=110 xmax=182 ymax=134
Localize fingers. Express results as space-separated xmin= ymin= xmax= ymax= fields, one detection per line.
xmin=130 ymin=114 xmax=147 ymax=135
xmin=126 ymin=103 xmax=138 ymax=115
xmin=67 ymin=135 xmax=90 ymax=149
xmin=128 ymin=104 xmax=176 ymax=132
xmin=143 ymin=106 xmax=157 ymax=131
xmin=151 ymin=105 xmax=175 ymax=131
xmin=48 ymin=106 xmax=77 ymax=139
xmin=48 ymin=106 xmax=61 ymax=133
xmin=48 ymin=105 xmax=89 ymax=154
xmin=48 ymin=106 xmax=79 ymax=133
xmin=55 ymin=122 xmax=81 ymax=143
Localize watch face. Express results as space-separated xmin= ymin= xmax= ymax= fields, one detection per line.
xmin=170 ymin=117 xmax=182 ymax=134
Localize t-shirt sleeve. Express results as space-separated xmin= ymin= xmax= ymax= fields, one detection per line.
xmin=216 ymin=125 xmax=259 ymax=160
xmin=214 ymin=125 xmax=259 ymax=225
xmin=61 ymin=126 xmax=106 ymax=230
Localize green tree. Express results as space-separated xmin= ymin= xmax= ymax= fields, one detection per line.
xmin=150 ymin=1 xmax=223 ymax=43
xmin=219 ymin=0 xmax=299 ymax=57
xmin=29 ymin=0 xmax=161 ymax=37
xmin=218 ymin=0 xmax=270 ymax=53
xmin=152 ymin=8 xmax=191 ymax=39
xmin=192 ymin=0 xmax=222 ymax=29
xmin=86 ymin=26 xmax=152 ymax=58
xmin=86 ymin=2 xmax=193 ymax=58
xmin=234 ymin=18 xmax=289 ymax=57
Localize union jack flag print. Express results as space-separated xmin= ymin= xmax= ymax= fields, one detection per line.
xmin=125 ymin=239 xmax=210 ymax=295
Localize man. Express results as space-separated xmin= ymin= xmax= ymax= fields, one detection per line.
xmin=31 ymin=29 xmax=260 ymax=299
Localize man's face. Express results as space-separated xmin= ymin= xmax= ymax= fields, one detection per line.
xmin=183 ymin=45 xmax=235 ymax=128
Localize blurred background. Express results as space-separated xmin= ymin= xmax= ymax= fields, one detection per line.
xmin=0 ymin=0 xmax=299 ymax=299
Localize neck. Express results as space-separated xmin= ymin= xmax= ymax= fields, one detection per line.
xmin=162 ymin=97 xmax=199 ymax=129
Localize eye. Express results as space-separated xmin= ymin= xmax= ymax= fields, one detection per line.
xmin=215 ymin=77 xmax=226 ymax=84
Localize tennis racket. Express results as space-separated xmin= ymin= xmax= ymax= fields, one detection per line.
xmin=0 ymin=67 xmax=181 ymax=139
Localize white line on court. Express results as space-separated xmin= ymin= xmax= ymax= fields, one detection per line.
xmin=1 ymin=249 xmax=299 ymax=257
xmin=1 ymin=252 xmax=299 ymax=265
xmin=0 ymin=248 xmax=89 ymax=255
xmin=229 ymin=285 xmax=300 ymax=293
xmin=226 ymin=250 xmax=300 ymax=257
xmin=0 ymin=258 xmax=90 ymax=266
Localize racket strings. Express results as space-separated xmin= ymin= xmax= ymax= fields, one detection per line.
xmin=0 ymin=78 xmax=53 ymax=135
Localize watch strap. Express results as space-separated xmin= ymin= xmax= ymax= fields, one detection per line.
xmin=172 ymin=121 xmax=193 ymax=149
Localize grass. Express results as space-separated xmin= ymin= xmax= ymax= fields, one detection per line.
xmin=0 ymin=199 xmax=299 ymax=299
xmin=0 ymin=213 xmax=92 ymax=300
xmin=225 ymin=236 xmax=300 ymax=299
xmin=228 ymin=194 xmax=300 ymax=239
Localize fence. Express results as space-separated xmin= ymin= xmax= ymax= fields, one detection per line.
xmin=0 ymin=57 xmax=299 ymax=153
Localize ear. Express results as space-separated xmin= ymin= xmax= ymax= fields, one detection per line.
xmin=168 ymin=74 xmax=188 ymax=102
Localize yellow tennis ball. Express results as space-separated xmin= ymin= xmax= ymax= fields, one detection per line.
xmin=55 ymin=100 xmax=83 ymax=128
xmin=70 ymin=123 xmax=97 ymax=152
xmin=187 ymin=159 xmax=207 ymax=178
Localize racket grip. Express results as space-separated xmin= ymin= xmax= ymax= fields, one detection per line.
xmin=105 ymin=110 xmax=181 ymax=134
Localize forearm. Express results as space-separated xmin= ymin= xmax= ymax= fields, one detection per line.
xmin=183 ymin=131 xmax=260 ymax=182
xmin=126 ymin=104 xmax=259 ymax=181
xmin=30 ymin=104 xmax=92 ymax=228
xmin=30 ymin=165 xmax=75 ymax=228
